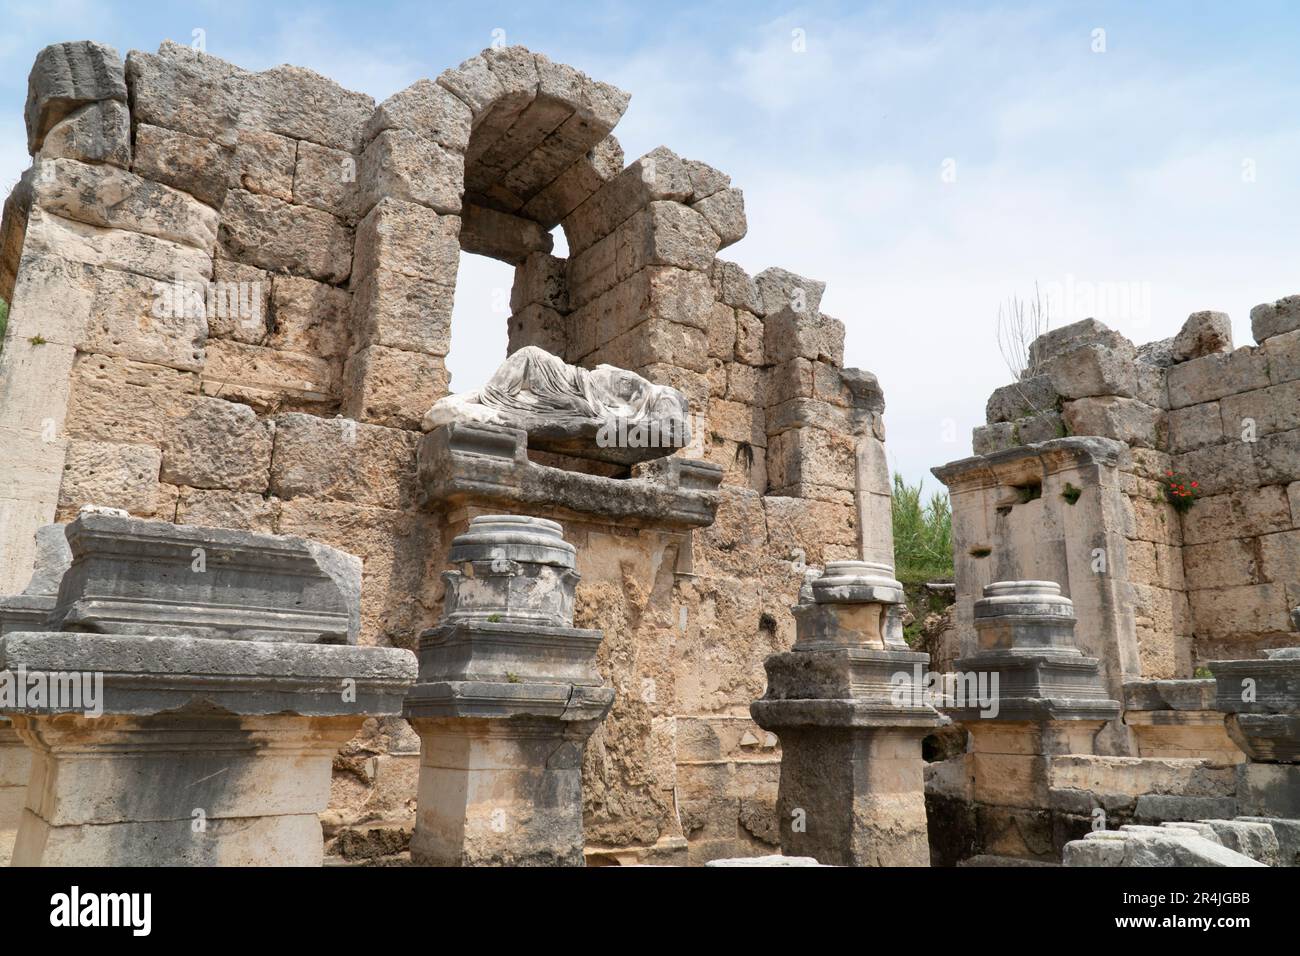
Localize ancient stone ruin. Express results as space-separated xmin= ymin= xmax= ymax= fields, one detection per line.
xmin=0 ymin=38 xmax=1296 ymax=868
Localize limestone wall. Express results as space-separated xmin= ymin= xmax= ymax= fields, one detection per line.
xmin=948 ymin=306 xmax=1300 ymax=684
xmin=0 ymin=40 xmax=889 ymax=863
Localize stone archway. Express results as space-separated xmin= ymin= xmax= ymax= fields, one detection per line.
xmin=343 ymin=47 xmax=629 ymax=429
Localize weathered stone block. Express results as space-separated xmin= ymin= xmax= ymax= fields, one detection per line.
xmin=219 ymin=189 xmax=352 ymax=284
xmin=65 ymin=353 xmax=199 ymax=446
xmin=1182 ymin=538 xmax=1258 ymax=590
xmin=706 ymin=302 xmax=736 ymax=360
xmin=1173 ymin=439 xmax=1258 ymax=496
xmin=459 ymin=203 xmax=551 ymax=264
xmin=160 ymin=396 xmax=272 ymax=493
xmin=292 ymin=140 xmax=359 ymax=216
xmin=31 ymin=157 xmax=218 ymax=251
xmin=132 ymin=122 xmax=231 ymax=207
xmin=1264 ymin=329 xmax=1300 ymax=385
xmin=25 ymin=40 xmax=127 ymax=153
xmin=507 ymin=303 xmax=567 ymax=357
xmin=691 ymin=187 xmax=746 ymax=248
xmin=986 ymin=375 xmax=1059 ymax=424
xmin=1250 ymin=294 xmax=1300 ymax=344
xmin=1220 ymin=380 xmax=1300 ymax=440
xmin=1253 ymin=428 xmax=1300 ymax=484
xmin=764 ymin=358 xmax=814 ymax=407
xmin=364 ymin=78 xmax=472 ymax=153
xmin=591 ymin=318 xmax=708 ymax=375
xmin=1171 ymin=310 xmax=1233 ymax=362
xmin=233 ymin=129 xmax=297 ymax=202
xmin=343 ymin=346 xmax=450 ymax=429
xmin=1181 ymin=485 xmax=1292 ymax=545
xmin=1167 ymin=401 xmax=1223 ymax=453
xmin=716 ymin=259 xmax=761 ymax=314
xmin=767 ymin=426 xmax=855 ymax=494
xmin=1062 ymin=396 xmax=1164 ymax=448
xmin=1167 ymin=346 xmax=1271 ymax=408
xmin=176 ymin=488 xmax=278 ymax=533
xmin=352 ymin=197 xmax=460 ymax=286
xmin=200 ymin=339 xmax=337 ymax=410
xmin=735 ymin=310 xmax=764 ymax=366
xmin=57 ymin=440 xmax=161 ymax=517
xmin=39 ymin=99 xmax=129 ymax=167
xmin=357 ymin=128 xmax=462 ymax=218
xmin=1029 ymin=318 xmax=1132 ymax=368
xmin=1043 ymin=342 xmax=1139 ymax=399
xmin=763 ymin=308 xmax=845 ymax=366
xmin=560 ymin=147 xmax=693 ymax=255
xmin=1018 ymin=410 xmax=1066 ymax=444
xmin=754 ymin=266 xmax=824 ymax=318
xmin=1189 ymin=583 xmax=1291 ymax=640
xmin=270 ymin=275 xmax=350 ymax=359
xmin=351 ymin=267 xmax=453 ymax=356
xmin=269 ymin=412 xmax=419 ymax=509
xmin=209 ymin=256 xmax=271 ymax=346
xmin=127 ymin=41 xmax=374 ymax=152
xmin=618 ymin=201 xmax=720 ymax=275
xmin=510 ymin=252 xmax=568 ymax=314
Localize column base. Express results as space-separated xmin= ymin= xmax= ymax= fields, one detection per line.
xmin=764 ymin=721 xmax=935 ymax=866
xmin=10 ymin=712 xmax=362 ymax=866
xmin=409 ymin=715 xmax=604 ymax=866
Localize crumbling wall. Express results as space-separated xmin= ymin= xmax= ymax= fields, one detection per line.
xmin=956 ymin=306 xmax=1300 ymax=679
xmin=0 ymin=40 xmax=888 ymax=863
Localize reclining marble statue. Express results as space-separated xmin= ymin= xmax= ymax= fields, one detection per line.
xmin=422 ymin=346 xmax=692 ymax=465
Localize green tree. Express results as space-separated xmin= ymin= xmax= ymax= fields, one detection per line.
xmin=891 ymin=473 xmax=953 ymax=585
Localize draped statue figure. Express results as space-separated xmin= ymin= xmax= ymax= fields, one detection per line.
xmin=422 ymin=346 xmax=693 ymax=465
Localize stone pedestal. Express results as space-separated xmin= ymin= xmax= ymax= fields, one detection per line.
xmin=752 ymin=560 xmax=942 ymax=866
xmin=0 ymin=515 xmax=415 ymax=866
xmin=1211 ymin=647 xmax=1300 ymax=818
xmin=948 ymin=581 xmax=1120 ymax=860
xmin=1122 ymin=679 xmax=1243 ymax=763
xmin=404 ymin=515 xmax=614 ymax=866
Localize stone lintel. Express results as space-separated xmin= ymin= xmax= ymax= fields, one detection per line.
xmin=0 ymin=631 xmax=415 ymax=718
xmin=417 ymin=421 xmax=721 ymax=528
xmin=931 ymin=436 xmax=1125 ymax=492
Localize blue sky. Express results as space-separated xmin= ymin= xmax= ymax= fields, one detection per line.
xmin=3 ymin=1 xmax=1300 ymax=489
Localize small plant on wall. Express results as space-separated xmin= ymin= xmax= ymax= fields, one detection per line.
xmin=1162 ymin=470 xmax=1200 ymax=513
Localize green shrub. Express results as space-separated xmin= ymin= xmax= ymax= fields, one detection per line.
xmin=0 ymin=298 xmax=8 ymax=353
xmin=892 ymin=474 xmax=953 ymax=585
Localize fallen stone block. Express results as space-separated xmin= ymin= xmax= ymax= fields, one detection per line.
xmin=1064 ymin=826 xmax=1266 ymax=867
xmin=1196 ymin=818 xmax=1280 ymax=865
